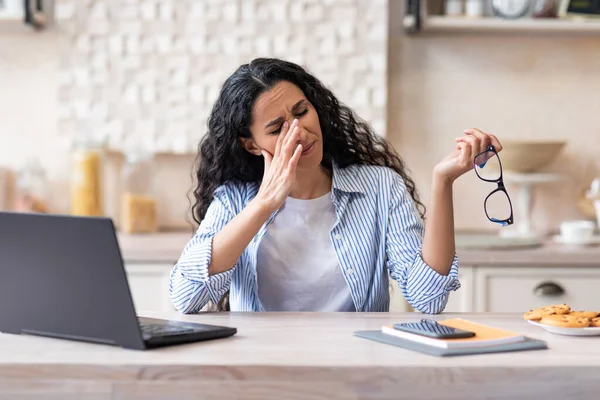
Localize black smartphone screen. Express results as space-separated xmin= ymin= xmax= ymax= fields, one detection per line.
xmin=393 ymin=319 xmax=475 ymax=339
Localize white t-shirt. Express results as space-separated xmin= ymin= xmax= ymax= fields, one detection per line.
xmin=256 ymin=192 xmax=355 ymax=312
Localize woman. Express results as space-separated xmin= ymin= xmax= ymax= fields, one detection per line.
xmin=169 ymin=58 xmax=502 ymax=314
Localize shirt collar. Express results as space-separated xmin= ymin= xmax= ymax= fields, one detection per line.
xmin=331 ymin=162 xmax=367 ymax=194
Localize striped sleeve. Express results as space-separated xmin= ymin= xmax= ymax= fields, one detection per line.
xmin=385 ymin=173 xmax=460 ymax=315
xmin=168 ymin=186 xmax=238 ymax=314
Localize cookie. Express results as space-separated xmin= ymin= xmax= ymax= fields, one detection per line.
xmin=539 ymin=314 xmax=590 ymax=328
xmin=590 ymin=317 xmax=600 ymax=328
xmin=546 ymin=303 xmax=571 ymax=314
xmin=569 ymin=311 xmax=599 ymax=319
xmin=524 ymin=308 xmax=556 ymax=321
xmin=523 ymin=304 xmax=570 ymax=320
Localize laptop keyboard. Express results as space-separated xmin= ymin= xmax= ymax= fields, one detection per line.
xmin=140 ymin=323 xmax=197 ymax=338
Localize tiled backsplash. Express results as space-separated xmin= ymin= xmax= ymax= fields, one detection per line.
xmin=55 ymin=0 xmax=388 ymax=154
xmin=0 ymin=0 xmax=387 ymax=227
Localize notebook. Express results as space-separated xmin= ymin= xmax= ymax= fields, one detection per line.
xmin=381 ymin=318 xmax=525 ymax=349
xmin=354 ymin=330 xmax=548 ymax=357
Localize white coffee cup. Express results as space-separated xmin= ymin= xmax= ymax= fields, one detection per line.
xmin=559 ymin=220 xmax=596 ymax=244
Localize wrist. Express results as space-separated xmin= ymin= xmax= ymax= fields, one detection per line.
xmin=432 ymin=168 xmax=454 ymax=187
xmin=248 ymin=197 xmax=277 ymax=219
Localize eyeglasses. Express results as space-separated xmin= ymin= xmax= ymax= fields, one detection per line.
xmin=473 ymin=145 xmax=514 ymax=226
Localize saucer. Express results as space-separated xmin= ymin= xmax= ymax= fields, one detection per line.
xmin=552 ymin=235 xmax=600 ymax=246
xmin=528 ymin=320 xmax=600 ymax=337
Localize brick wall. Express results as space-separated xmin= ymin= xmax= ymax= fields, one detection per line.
xmin=55 ymin=0 xmax=389 ymax=154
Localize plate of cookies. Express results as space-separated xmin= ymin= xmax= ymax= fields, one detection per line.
xmin=524 ymin=304 xmax=600 ymax=336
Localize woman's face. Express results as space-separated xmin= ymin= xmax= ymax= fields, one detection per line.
xmin=243 ymin=81 xmax=323 ymax=172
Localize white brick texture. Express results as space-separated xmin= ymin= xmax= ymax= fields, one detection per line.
xmin=56 ymin=0 xmax=388 ymax=152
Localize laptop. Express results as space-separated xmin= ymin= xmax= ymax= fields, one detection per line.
xmin=0 ymin=211 xmax=237 ymax=350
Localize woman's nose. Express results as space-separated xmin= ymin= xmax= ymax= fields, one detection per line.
xmin=295 ymin=125 xmax=308 ymax=142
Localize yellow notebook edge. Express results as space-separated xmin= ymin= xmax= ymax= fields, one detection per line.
xmin=380 ymin=324 xmax=525 ymax=349
xmin=438 ymin=318 xmax=524 ymax=338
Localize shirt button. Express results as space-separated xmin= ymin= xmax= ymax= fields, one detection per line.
xmin=347 ymin=269 xmax=354 ymax=275
xmin=334 ymin=233 xmax=342 ymax=240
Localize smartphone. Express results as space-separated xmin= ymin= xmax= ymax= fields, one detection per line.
xmin=393 ymin=319 xmax=475 ymax=339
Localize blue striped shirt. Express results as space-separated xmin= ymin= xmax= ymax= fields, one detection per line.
xmin=169 ymin=163 xmax=460 ymax=314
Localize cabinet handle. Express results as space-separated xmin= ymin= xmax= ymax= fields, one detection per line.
xmin=533 ymin=282 xmax=565 ymax=297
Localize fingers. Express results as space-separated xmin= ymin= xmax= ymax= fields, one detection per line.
xmin=455 ymin=135 xmax=481 ymax=158
xmin=458 ymin=142 xmax=472 ymax=169
xmin=288 ymin=144 xmax=303 ymax=172
xmin=284 ymin=119 xmax=299 ymax=146
xmin=488 ymin=133 xmax=502 ymax=152
xmin=462 ymin=129 xmax=487 ymax=154
xmin=282 ymin=124 xmax=299 ymax=159
xmin=274 ymin=121 xmax=289 ymax=158
xmin=464 ymin=128 xmax=499 ymax=154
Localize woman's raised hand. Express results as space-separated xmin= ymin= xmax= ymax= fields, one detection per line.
xmin=255 ymin=118 xmax=303 ymax=213
xmin=434 ymin=128 xmax=503 ymax=183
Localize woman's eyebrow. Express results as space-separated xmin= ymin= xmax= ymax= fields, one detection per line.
xmin=265 ymin=117 xmax=284 ymax=129
xmin=264 ymin=100 xmax=306 ymax=129
xmin=290 ymin=99 xmax=306 ymax=112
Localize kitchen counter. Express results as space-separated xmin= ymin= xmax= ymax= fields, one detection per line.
xmin=117 ymin=231 xmax=193 ymax=263
xmin=0 ymin=312 xmax=598 ymax=399
xmin=456 ymin=241 xmax=600 ymax=266
xmin=118 ymin=231 xmax=600 ymax=266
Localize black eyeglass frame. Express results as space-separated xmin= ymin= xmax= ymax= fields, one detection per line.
xmin=473 ymin=145 xmax=514 ymax=226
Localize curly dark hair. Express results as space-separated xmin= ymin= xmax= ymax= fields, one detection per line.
xmin=190 ymin=57 xmax=425 ymax=311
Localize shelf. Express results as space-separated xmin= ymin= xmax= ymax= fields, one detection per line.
xmin=403 ymin=16 xmax=600 ymax=34
xmin=0 ymin=18 xmax=27 ymax=33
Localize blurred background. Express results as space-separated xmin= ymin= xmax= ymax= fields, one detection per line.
xmin=1 ymin=0 xmax=599 ymax=239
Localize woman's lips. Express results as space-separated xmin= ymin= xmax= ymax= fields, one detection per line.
xmin=301 ymin=142 xmax=315 ymax=156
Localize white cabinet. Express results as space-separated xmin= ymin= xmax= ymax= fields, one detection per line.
xmin=389 ymin=278 xmax=408 ymax=311
xmin=124 ymin=263 xmax=175 ymax=314
xmin=474 ymin=266 xmax=600 ymax=313
xmin=123 ymin=262 xmax=600 ymax=314
xmin=393 ymin=265 xmax=600 ymax=314
xmin=444 ymin=266 xmax=474 ymax=312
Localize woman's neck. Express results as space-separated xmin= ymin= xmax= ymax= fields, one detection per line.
xmin=289 ymin=165 xmax=332 ymax=200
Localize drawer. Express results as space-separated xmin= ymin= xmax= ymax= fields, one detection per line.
xmin=475 ymin=267 xmax=600 ymax=312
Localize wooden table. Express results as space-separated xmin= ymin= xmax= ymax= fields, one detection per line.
xmin=1 ymin=312 xmax=598 ymax=399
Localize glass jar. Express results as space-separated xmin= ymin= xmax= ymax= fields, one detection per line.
xmin=70 ymin=137 xmax=105 ymax=216
xmin=532 ymin=0 xmax=558 ymax=18
xmin=465 ymin=0 xmax=484 ymax=17
xmin=15 ymin=158 xmax=49 ymax=213
xmin=445 ymin=0 xmax=464 ymax=16
xmin=120 ymin=150 xmax=158 ymax=234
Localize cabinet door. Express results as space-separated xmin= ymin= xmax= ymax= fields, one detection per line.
xmin=474 ymin=267 xmax=600 ymax=312
xmin=124 ymin=263 xmax=175 ymax=314
xmin=389 ymin=278 xmax=409 ymax=311
xmin=388 ymin=266 xmax=474 ymax=312
xmin=444 ymin=266 xmax=474 ymax=313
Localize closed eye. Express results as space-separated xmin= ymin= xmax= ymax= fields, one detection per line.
xmin=268 ymin=108 xmax=309 ymax=135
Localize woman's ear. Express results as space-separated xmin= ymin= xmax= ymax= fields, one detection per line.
xmin=240 ymin=137 xmax=262 ymax=156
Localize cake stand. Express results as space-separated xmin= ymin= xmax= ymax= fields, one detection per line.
xmin=500 ymin=172 xmax=564 ymax=240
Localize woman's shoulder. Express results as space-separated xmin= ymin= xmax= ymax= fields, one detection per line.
xmin=213 ymin=181 xmax=260 ymax=207
xmin=339 ymin=164 xmax=406 ymax=189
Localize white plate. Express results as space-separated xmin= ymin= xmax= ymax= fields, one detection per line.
xmin=528 ymin=320 xmax=600 ymax=336
xmin=552 ymin=235 xmax=600 ymax=246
